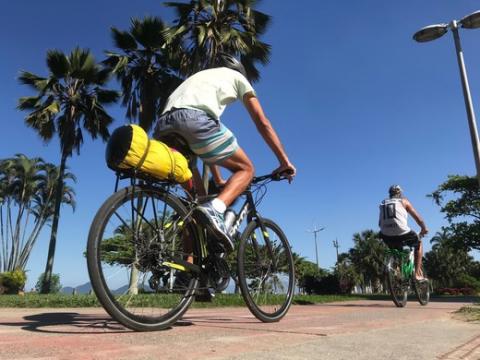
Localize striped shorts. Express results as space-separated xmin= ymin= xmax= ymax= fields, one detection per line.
xmin=153 ymin=108 xmax=239 ymax=164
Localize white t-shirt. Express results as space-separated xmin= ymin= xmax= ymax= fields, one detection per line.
xmin=162 ymin=67 xmax=256 ymax=120
xmin=379 ymin=198 xmax=411 ymax=236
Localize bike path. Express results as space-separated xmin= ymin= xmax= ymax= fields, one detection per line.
xmin=0 ymin=299 xmax=478 ymax=359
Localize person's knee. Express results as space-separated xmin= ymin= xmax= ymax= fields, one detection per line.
xmin=244 ymin=160 xmax=255 ymax=181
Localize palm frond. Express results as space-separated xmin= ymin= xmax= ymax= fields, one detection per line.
xmin=46 ymin=50 xmax=70 ymax=78
xmin=17 ymin=96 xmax=41 ymax=111
xmin=95 ymin=88 xmax=120 ymax=104
xmin=18 ymin=71 xmax=48 ymax=91
xmin=131 ymin=16 xmax=166 ymax=49
xmin=111 ymin=28 xmax=138 ymax=51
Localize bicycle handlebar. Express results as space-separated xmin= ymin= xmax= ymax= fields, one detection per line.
xmin=252 ymin=170 xmax=293 ymax=184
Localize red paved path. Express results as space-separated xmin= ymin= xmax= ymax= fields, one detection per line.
xmin=0 ymin=299 xmax=479 ymax=359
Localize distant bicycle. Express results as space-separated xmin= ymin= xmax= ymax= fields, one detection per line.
xmin=384 ymin=235 xmax=430 ymax=307
xmin=86 ymin=166 xmax=295 ymax=331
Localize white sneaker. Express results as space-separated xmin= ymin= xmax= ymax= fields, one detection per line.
xmin=193 ymin=203 xmax=234 ymax=252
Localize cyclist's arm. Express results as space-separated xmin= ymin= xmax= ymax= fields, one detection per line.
xmin=243 ymin=93 xmax=296 ymax=177
xmin=402 ymin=198 xmax=428 ymax=236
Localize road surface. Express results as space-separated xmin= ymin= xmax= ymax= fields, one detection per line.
xmin=0 ymin=299 xmax=479 ymax=359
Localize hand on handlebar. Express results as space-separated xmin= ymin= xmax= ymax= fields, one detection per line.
xmin=419 ymin=227 xmax=429 ymax=237
xmin=273 ymin=162 xmax=296 ymax=183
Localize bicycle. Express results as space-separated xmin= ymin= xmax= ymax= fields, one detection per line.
xmin=384 ymin=235 xmax=430 ymax=308
xmin=86 ymin=165 xmax=295 ymax=331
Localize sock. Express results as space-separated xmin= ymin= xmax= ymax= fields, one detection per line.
xmin=211 ymin=198 xmax=226 ymax=214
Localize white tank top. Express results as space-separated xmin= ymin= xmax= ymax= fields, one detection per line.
xmin=379 ymin=198 xmax=411 ymax=236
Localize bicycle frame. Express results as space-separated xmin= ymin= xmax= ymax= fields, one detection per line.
xmin=110 ymin=166 xmax=282 ymax=278
xmin=386 ymin=247 xmax=415 ymax=279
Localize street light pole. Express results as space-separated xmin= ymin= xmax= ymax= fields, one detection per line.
xmin=333 ymin=238 xmax=340 ymax=264
xmin=450 ymin=20 xmax=480 ymax=185
xmin=413 ymin=11 xmax=480 ymax=187
xmin=307 ymin=226 xmax=325 ymax=269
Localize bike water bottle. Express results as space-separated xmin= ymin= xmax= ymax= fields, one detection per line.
xmin=224 ymin=208 xmax=237 ymax=231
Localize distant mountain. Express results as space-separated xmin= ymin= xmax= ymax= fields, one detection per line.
xmin=60 ymin=286 xmax=75 ymax=294
xmin=60 ymin=282 xmax=92 ymax=294
xmin=113 ymin=285 xmax=129 ymax=295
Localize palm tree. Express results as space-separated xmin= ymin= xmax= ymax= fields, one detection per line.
xmin=6 ymin=154 xmax=45 ymax=271
xmin=163 ymin=0 xmax=271 ymax=81
xmin=424 ymin=230 xmax=475 ymax=289
xmin=0 ymin=155 xmax=75 ymax=272
xmin=348 ymin=230 xmax=387 ymax=293
xmin=103 ymin=16 xmax=182 ymax=132
xmin=19 ymin=163 xmax=76 ymax=270
xmin=18 ymin=48 xmax=119 ymax=292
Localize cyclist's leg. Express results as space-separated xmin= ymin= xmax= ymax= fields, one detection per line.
xmin=215 ymin=147 xmax=254 ymax=206
xmin=415 ymin=239 xmax=424 ymax=279
xmin=401 ymin=231 xmax=424 ymax=279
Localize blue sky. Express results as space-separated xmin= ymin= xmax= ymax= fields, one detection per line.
xmin=1 ymin=0 xmax=479 ymax=289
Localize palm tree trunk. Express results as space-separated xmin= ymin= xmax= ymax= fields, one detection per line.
xmin=20 ymin=186 xmax=54 ymax=269
xmin=19 ymin=216 xmax=48 ymax=269
xmin=41 ymin=152 xmax=67 ymax=293
xmin=15 ymin=207 xmax=31 ymax=269
xmin=6 ymin=201 xmax=14 ymax=270
xmin=128 ymin=265 xmax=139 ymax=295
xmin=11 ymin=187 xmax=27 ymax=269
xmin=0 ymin=205 xmax=5 ymax=271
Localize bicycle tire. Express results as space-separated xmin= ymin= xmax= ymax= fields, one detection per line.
xmin=87 ymin=185 xmax=199 ymax=331
xmin=237 ymin=218 xmax=295 ymax=322
xmin=413 ymin=267 xmax=430 ymax=306
xmin=385 ymin=255 xmax=408 ymax=308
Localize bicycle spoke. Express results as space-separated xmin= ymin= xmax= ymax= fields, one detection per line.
xmin=238 ymin=219 xmax=294 ymax=322
xmin=87 ymin=186 xmax=199 ymax=331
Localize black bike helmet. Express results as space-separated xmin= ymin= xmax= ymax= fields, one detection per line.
xmin=388 ymin=184 xmax=403 ymax=198
xmin=215 ymin=52 xmax=248 ymax=79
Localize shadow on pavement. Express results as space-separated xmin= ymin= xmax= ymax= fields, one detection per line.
xmin=321 ymin=302 xmax=393 ymax=308
xmin=0 ymin=312 xmax=130 ymax=334
xmin=429 ymin=296 xmax=480 ymax=303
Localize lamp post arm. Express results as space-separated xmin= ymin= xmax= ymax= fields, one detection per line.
xmin=450 ymin=20 xmax=480 ymax=186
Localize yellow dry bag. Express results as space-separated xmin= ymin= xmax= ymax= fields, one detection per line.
xmin=105 ymin=124 xmax=192 ymax=183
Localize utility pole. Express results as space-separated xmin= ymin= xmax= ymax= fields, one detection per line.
xmin=307 ymin=225 xmax=325 ymax=269
xmin=333 ymin=238 xmax=340 ymax=264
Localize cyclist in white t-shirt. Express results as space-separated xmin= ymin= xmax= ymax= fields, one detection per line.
xmin=154 ymin=53 xmax=296 ymax=252
xmin=379 ymin=185 xmax=429 ymax=280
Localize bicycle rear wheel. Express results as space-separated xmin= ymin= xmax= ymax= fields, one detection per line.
xmin=385 ymin=255 xmax=408 ymax=308
xmin=87 ymin=185 xmax=199 ymax=331
xmin=237 ymin=218 xmax=295 ymax=322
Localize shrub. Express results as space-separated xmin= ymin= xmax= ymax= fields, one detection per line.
xmin=459 ymin=287 xmax=476 ymax=296
xmin=35 ymin=273 xmax=62 ymax=293
xmin=0 ymin=269 xmax=27 ymax=294
xmin=301 ymin=273 xmax=342 ymax=295
xmin=455 ymin=274 xmax=480 ymax=294
xmin=437 ymin=287 xmax=475 ymax=296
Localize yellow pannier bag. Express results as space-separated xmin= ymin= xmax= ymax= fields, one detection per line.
xmin=105 ymin=124 xmax=192 ymax=183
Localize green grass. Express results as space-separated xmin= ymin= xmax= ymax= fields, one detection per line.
xmin=0 ymin=294 xmax=100 ymax=308
xmin=0 ymin=293 xmax=371 ymax=308
xmin=1 ymin=293 xmax=476 ymax=308
xmin=456 ymin=304 xmax=480 ymax=322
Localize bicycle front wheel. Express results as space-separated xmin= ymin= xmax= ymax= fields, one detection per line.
xmin=237 ymin=218 xmax=295 ymax=322
xmin=414 ymin=266 xmax=430 ymax=306
xmin=87 ymin=185 xmax=199 ymax=331
xmin=385 ymin=255 xmax=408 ymax=308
